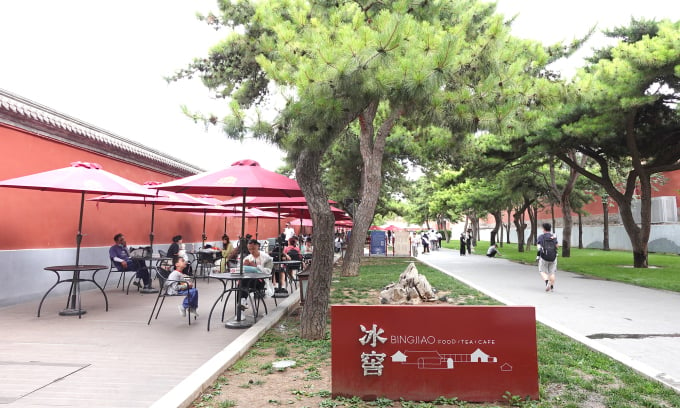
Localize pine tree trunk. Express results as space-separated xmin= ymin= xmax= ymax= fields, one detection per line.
xmin=578 ymin=212 xmax=583 ymax=249
xmin=513 ymin=211 xmax=526 ymax=252
xmin=602 ymin=197 xmax=610 ymax=251
xmin=341 ymin=102 xmax=403 ymax=277
xmin=296 ymin=150 xmax=337 ymax=340
xmin=490 ymin=210 xmax=501 ymax=245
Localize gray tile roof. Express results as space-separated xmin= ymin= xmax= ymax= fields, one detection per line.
xmin=0 ymin=88 xmax=203 ymax=177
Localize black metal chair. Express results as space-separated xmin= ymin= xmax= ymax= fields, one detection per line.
xmin=148 ymin=268 xmax=195 ymax=325
xmin=104 ymin=258 xmax=137 ymax=292
xmin=192 ymin=251 xmax=218 ymax=279
xmin=157 ymin=249 xmax=173 ymax=271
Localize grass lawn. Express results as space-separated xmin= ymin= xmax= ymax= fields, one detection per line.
xmin=442 ymin=240 xmax=680 ymax=292
xmin=191 ymin=257 xmax=680 ymax=408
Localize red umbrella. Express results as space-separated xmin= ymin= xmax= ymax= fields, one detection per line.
xmin=368 ymin=225 xmax=385 ymax=231
xmin=290 ymin=218 xmax=314 ymax=227
xmin=266 ymin=205 xmax=346 ymax=219
xmin=89 ymin=181 xmax=212 ymax=251
xmin=335 ymin=219 xmax=354 ymax=227
xmin=156 ymin=159 xmax=303 ymax=264
xmin=207 ymin=207 xmax=279 ymax=239
xmin=264 ymin=205 xmax=346 ymax=237
xmin=383 ymin=225 xmax=402 ymax=231
xmin=0 ymin=161 xmax=154 ymax=265
xmin=160 ymin=204 xmax=245 ymax=248
xmin=220 ymin=196 xmax=337 ymax=233
xmin=155 ymin=160 xmax=303 ymax=328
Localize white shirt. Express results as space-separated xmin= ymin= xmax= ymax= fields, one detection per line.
xmin=284 ymin=226 xmax=295 ymax=241
xmin=242 ymin=251 xmax=273 ymax=274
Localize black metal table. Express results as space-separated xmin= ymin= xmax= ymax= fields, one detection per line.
xmin=207 ymin=272 xmax=271 ymax=330
xmin=189 ymin=250 xmax=221 ymax=278
xmin=38 ymin=264 xmax=109 ymax=318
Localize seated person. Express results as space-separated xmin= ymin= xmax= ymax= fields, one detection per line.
xmin=486 ymin=243 xmax=502 ymax=258
xmin=301 ymin=237 xmax=313 ymax=256
xmin=166 ymin=235 xmax=182 ymax=259
xmin=163 ymin=234 xmax=182 ymax=271
xmin=220 ymin=234 xmax=236 ymax=273
xmin=301 ymin=237 xmax=313 ymax=268
xmin=241 ymin=239 xmax=273 ymax=309
xmin=109 ymin=233 xmax=154 ymax=291
xmin=279 ymin=237 xmax=302 ymax=293
xmin=165 ymin=256 xmax=198 ymax=318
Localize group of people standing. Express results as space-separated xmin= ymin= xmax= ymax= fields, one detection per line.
xmin=459 ymin=229 xmax=474 ymax=256
xmin=409 ymin=229 xmax=443 ymax=256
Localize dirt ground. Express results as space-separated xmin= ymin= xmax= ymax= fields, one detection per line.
xmin=189 ymin=290 xmax=513 ymax=408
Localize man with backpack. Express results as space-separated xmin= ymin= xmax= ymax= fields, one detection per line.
xmin=536 ymin=223 xmax=559 ymax=292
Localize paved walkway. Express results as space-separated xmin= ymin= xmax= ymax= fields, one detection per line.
xmin=417 ymin=248 xmax=680 ymax=392
xmin=0 ymin=275 xmax=299 ymax=407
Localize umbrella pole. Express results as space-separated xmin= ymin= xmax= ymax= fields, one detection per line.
xmin=202 ymin=211 xmax=207 ymax=249
xmin=256 ymin=217 xmax=259 ymax=240
xmin=239 ymin=189 xmax=246 ymax=275
xmin=224 ymin=217 xmax=227 ymax=235
xmin=277 ymin=204 xmax=281 ymax=238
xmin=149 ymin=203 xmax=155 ymax=252
xmin=75 ymin=191 xmax=85 ymax=266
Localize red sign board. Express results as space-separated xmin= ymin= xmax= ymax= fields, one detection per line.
xmin=331 ymin=305 xmax=538 ymax=402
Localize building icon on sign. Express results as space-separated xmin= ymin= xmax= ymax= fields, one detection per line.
xmin=390 ymin=348 xmax=499 ymax=370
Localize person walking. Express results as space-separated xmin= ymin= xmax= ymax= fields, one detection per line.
xmin=536 ymin=223 xmax=559 ymax=292
xmin=421 ymin=231 xmax=430 ymax=254
xmin=459 ymin=233 xmax=466 ymax=256
xmin=410 ymin=231 xmax=419 ymax=256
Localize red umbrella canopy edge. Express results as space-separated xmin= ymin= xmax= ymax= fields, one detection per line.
xmin=155 ymin=160 xmax=303 ymax=198
xmin=0 ymin=161 xmax=155 ymax=196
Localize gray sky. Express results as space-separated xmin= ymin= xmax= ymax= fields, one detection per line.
xmin=1 ymin=1 xmax=678 ymax=172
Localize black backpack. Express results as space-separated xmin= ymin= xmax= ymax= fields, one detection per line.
xmin=287 ymin=248 xmax=302 ymax=262
xmin=540 ymin=234 xmax=558 ymax=262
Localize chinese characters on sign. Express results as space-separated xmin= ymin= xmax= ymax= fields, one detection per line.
xmin=358 ymin=323 xmax=388 ymax=376
xmin=361 ymin=351 xmax=387 ymax=376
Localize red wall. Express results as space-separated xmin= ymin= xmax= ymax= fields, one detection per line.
xmin=537 ymin=170 xmax=679 ymax=220
xmin=0 ymin=125 xmax=284 ymax=250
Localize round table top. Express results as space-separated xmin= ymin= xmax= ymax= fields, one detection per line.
xmin=209 ymin=272 xmax=271 ymax=280
xmin=44 ymin=264 xmax=108 ymax=271
xmin=131 ymin=255 xmax=172 ymax=260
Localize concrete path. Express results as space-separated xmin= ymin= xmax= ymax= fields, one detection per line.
xmin=416 ymin=248 xmax=680 ymax=392
xmin=0 ymin=276 xmax=299 ymax=407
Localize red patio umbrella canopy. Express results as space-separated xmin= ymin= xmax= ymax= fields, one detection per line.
xmin=0 ymin=161 xmax=154 ymax=265
xmin=156 ymin=160 xmax=303 ymax=274
xmin=156 ymin=159 xmax=302 ymax=198
xmin=290 ymin=218 xmax=314 ymax=227
xmin=89 ymin=181 xmax=214 ymax=250
xmin=0 ymin=161 xmax=153 ymax=196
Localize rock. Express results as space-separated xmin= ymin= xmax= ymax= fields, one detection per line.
xmin=380 ymin=262 xmax=438 ymax=304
